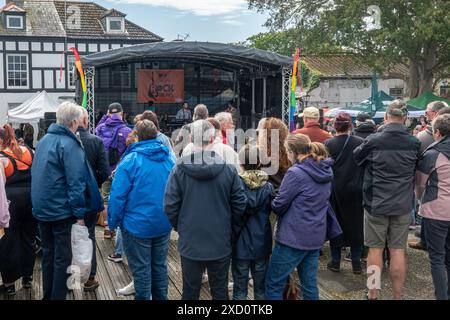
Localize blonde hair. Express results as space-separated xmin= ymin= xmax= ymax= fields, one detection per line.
xmin=286 ymin=134 xmax=328 ymax=162
xmin=257 ymin=117 xmax=290 ymax=174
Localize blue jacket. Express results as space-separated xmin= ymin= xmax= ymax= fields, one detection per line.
xmin=31 ymin=124 xmax=103 ymax=222
xmin=234 ymin=170 xmax=274 ymax=260
xmin=272 ymin=157 xmax=338 ymax=251
xmin=108 ymin=139 xmax=175 ymax=239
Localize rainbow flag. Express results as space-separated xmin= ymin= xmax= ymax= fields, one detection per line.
xmin=60 ymin=47 xmax=87 ymax=108
xmin=290 ymin=48 xmax=300 ymax=132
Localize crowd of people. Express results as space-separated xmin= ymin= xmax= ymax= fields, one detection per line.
xmin=0 ymin=98 xmax=450 ymax=301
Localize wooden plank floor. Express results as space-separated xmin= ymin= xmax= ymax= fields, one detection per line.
xmin=0 ymin=228 xmax=256 ymax=300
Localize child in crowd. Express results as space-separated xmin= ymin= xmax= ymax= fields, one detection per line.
xmin=232 ymin=145 xmax=274 ymax=300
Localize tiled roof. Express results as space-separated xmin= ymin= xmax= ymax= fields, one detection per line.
xmin=0 ymin=1 xmax=65 ymax=37
xmin=0 ymin=3 xmax=26 ymax=12
xmin=301 ymin=55 xmax=409 ymax=79
xmin=53 ymin=1 xmax=162 ymax=40
xmin=0 ymin=0 xmax=162 ymax=41
xmin=101 ymin=9 xmax=126 ymax=19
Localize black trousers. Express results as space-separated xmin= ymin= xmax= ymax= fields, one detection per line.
xmin=84 ymin=213 xmax=97 ymax=279
xmin=181 ymin=255 xmax=230 ymax=300
xmin=39 ymin=217 xmax=74 ymax=300
xmin=0 ymin=186 xmax=36 ymax=284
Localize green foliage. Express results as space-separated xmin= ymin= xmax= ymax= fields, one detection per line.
xmin=247 ymin=0 xmax=450 ymax=95
xmin=299 ymin=61 xmax=321 ymax=93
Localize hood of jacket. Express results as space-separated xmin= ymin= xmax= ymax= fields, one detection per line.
xmin=103 ymin=114 xmax=126 ymax=128
xmin=295 ymin=157 xmax=334 ymax=184
xmin=47 ymin=123 xmax=81 ymax=145
xmin=355 ymin=122 xmax=376 ymax=133
xmin=178 ymin=151 xmax=226 ymax=180
xmin=127 ymin=139 xmax=172 ymax=163
xmin=239 ymin=170 xmax=269 ymax=190
xmin=428 ymin=135 xmax=450 ymax=160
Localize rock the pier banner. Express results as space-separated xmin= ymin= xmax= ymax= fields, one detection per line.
xmin=137 ymin=69 xmax=185 ymax=103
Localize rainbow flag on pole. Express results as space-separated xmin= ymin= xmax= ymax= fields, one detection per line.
xmin=290 ymin=48 xmax=300 ymax=132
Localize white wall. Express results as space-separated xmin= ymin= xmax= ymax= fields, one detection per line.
xmin=307 ymin=78 xmax=407 ymax=109
xmin=32 ymin=53 xmax=64 ymax=68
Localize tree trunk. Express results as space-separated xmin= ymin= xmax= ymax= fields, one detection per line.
xmin=407 ymin=44 xmax=437 ymax=98
xmin=408 ymin=59 xmax=420 ymax=99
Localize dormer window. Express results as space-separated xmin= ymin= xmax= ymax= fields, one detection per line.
xmin=7 ymin=15 xmax=23 ymax=29
xmin=107 ymin=17 xmax=124 ymax=33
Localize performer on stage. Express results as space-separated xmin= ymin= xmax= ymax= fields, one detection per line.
xmin=176 ymin=102 xmax=192 ymax=121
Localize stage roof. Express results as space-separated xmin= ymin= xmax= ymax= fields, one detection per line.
xmin=81 ymin=41 xmax=293 ymax=71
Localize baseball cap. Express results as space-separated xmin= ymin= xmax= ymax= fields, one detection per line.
xmin=108 ymin=102 xmax=123 ymax=114
xmin=299 ymin=107 xmax=320 ymax=118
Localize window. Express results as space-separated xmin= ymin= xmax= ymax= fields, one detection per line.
xmin=7 ymin=54 xmax=28 ymax=89
xmin=107 ymin=17 xmax=124 ymax=33
xmin=7 ymin=15 xmax=23 ymax=29
xmin=67 ymin=55 xmax=77 ymax=88
xmin=389 ymin=88 xmax=404 ymax=99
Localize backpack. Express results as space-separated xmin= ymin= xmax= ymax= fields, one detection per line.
xmin=107 ymin=125 xmax=125 ymax=166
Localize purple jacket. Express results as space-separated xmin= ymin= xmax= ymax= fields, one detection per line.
xmin=95 ymin=114 xmax=132 ymax=174
xmin=272 ymin=157 xmax=341 ymax=251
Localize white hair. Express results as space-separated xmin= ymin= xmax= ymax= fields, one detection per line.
xmin=190 ymin=120 xmax=215 ymax=147
xmin=56 ymin=102 xmax=82 ymax=127
xmin=214 ymin=112 xmax=232 ymax=126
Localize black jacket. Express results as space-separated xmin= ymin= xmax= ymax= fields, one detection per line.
xmin=77 ymin=127 xmax=109 ymax=188
xmin=353 ymin=123 xmax=421 ymax=216
xmin=354 ymin=123 xmax=376 ymax=139
xmin=164 ymin=151 xmax=247 ymax=261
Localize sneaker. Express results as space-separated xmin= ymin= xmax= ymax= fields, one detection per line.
xmin=116 ymin=281 xmax=135 ymax=296
xmin=202 ymin=272 xmax=208 ymax=284
xmin=408 ymin=240 xmax=427 ymax=251
xmin=0 ymin=284 xmax=16 ymax=296
xmin=22 ymin=276 xmax=33 ymax=289
xmin=84 ymin=278 xmax=100 ymax=292
xmin=327 ymin=261 xmax=340 ymax=273
xmin=352 ymin=262 xmax=363 ymax=275
xmin=107 ymin=253 xmax=123 ymax=263
xmin=365 ymin=291 xmax=378 ymax=300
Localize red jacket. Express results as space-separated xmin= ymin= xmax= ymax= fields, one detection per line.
xmin=294 ymin=122 xmax=332 ymax=143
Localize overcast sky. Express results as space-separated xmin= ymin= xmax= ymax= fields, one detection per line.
xmin=96 ymin=0 xmax=268 ymax=43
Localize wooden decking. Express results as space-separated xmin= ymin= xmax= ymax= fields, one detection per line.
xmin=1 ymin=227 xmax=435 ymax=300
xmin=0 ymin=228 xmax=251 ymax=300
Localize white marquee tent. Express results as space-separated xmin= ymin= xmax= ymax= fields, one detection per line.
xmin=7 ymin=91 xmax=59 ymax=123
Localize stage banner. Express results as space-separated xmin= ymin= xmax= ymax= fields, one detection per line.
xmin=137 ymin=69 xmax=184 ymax=103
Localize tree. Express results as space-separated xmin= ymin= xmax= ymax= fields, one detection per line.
xmin=247 ymin=0 xmax=450 ymax=98
xmin=243 ymin=30 xmax=297 ymax=56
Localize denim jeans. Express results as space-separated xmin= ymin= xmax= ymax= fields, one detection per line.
xmin=84 ymin=213 xmax=97 ymax=278
xmin=114 ymin=227 xmax=124 ymax=256
xmin=39 ymin=217 xmax=74 ymax=300
xmin=423 ymin=218 xmax=450 ymax=300
xmin=265 ymin=242 xmax=320 ymax=300
xmin=181 ymin=255 xmax=231 ymax=300
xmin=232 ymin=258 xmax=267 ymax=300
xmin=122 ymin=229 xmax=170 ymax=300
